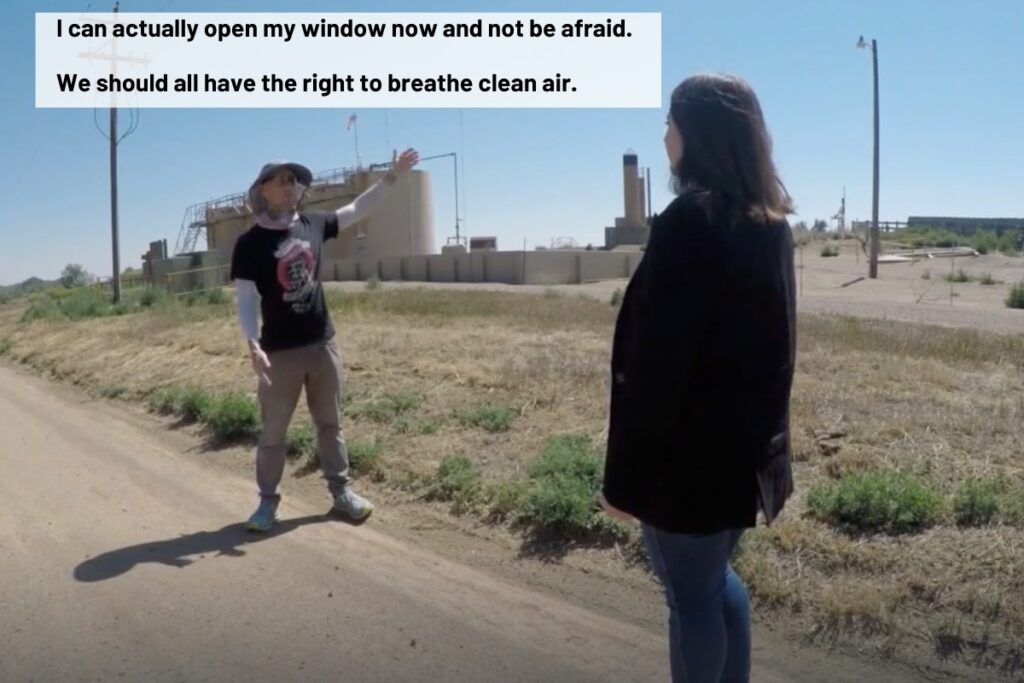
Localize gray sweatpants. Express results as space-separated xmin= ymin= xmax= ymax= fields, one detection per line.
xmin=256 ymin=339 xmax=349 ymax=499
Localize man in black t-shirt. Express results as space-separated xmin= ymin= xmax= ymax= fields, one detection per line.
xmin=231 ymin=149 xmax=420 ymax=532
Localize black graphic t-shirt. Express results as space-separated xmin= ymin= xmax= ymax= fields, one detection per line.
xmin=230 ymin=211 xmax=340 ymax=353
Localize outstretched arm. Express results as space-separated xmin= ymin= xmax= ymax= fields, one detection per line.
xmin=334 ymin=148 xmax=419 ymax=232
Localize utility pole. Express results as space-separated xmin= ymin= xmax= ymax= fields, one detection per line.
xmin=79 ymin=1 xmax=148 ymax=302
xmin=857 ymin=36 xmax=881 ymax=279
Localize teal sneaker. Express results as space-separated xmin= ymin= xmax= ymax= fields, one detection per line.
xmin=245 ymin=497 xmax=279 ymax=532
xmin=333 ymin=489 xmax=374 ymax=521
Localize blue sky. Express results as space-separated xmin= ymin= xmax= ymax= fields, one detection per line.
xmin=2 ymin=0 xmax=1022 ymax=285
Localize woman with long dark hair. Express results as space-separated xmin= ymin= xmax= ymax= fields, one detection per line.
xmin=600 ymin=73 xmax=797 ymax=683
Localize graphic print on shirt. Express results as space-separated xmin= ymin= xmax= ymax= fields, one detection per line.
xmin=274 ymin=237 xmax=317 ymax=313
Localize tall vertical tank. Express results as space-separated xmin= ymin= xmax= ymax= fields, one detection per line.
xmin=623 ymin=151 xmax=643 ymax=227
xmin=361 ymin=169 xmax=435 ymax=258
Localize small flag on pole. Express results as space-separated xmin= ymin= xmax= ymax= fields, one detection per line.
xmin=346 ymin=113 xmax=357 ymax=131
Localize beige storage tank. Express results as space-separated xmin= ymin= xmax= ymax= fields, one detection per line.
xmin=359 ymin=169 xmax=435 ymax=259
xmin=200 ymin=167 xmax=434 ymax=268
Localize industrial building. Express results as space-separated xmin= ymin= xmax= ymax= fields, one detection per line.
xmin=153 ymin=150 xmax=651 ymax=290
xmin=604 ymin=151 xmax=652 ymax=250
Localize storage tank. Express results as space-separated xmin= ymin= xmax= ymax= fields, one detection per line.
xmin=199 ymin=166 xmax=434 ymax=267
xmin=207 ymin=209 xmax=251 ymax=267
xmin=360 ymin=169 xmax=435 ymax=258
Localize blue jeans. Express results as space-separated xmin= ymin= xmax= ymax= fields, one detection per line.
xmin=642 ymin=524 xmax=751 ymax=683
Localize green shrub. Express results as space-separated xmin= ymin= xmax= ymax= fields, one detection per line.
xmin=286 ymin=424 xmax=314 ymax=460
xmin=148 ymin=387 xmax=185 ymax=415
xmin=953 ymin=478 xmax=1003 ymax=527
xmin=820 ymin=245 xmax=840 ymax=258
xmin=21 ymin=298 xmax=64 ymax=322
xmin=972 ymin=233 xmax=998 ymax=255
xmin=180 ymin=387 xmax=215 ymax=422
xmin=521 ymin=435 xmax=604 ymax=536
xmin=425 ymin=455 xmax=482 ymax=512
xmin=348 ymin=438 xmax=384 ymax=478
xmin=0 ymin=338 xmax=12 ymax=356
xmin=416 ymin=420 xmax=440 ymax=435
xmin=205 ymin=288 xmax=230 ymax=305
xmin=366 ymin=275 xmax=381 ymax=291
xmin=349 ymin=393 xmax=421 ymax=424
xmin=1002 ymin=492 xmax=1024 ymax=527
xmin=979 ymin=273 xmax=998 ymax=286
xmin=610 ymin=288 xmax=624 ymax=307
xmin=523 ymin=472 xmax=596 ymax=534
xmin=455 ymin=404 xmax=514 ymax=433
xmin=526 ymin=435 xmax=603 ymax=485
xmin=943 ymin=269 xmax=972 ymax=284
xmin=137 ymin=287 xmax=171 ymax=308
xmin=998 ymin=232 xmax=1023 ymax=256
xmin=1006 ymin=282 xmax=1024 ymax=310
xmin=806 ymin=471 xmax=942 ymax=534
xmin=484 ymin=480 xmax=529 ymax=522
xmin=205 ymin=393 xmax=260 ymax=442
xmin=61 ymin=289 xmax=110 ymax=320
xmin=100 ymin=385 xmax=126 ymax=399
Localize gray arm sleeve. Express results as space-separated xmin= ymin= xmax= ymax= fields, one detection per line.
xmin=235 ymin=279 xmax=260 ymax=341
xmin=334 ymin=175 xmax=396 ymax=231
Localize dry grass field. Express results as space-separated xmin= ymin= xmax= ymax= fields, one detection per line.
xmin=2 ymin=266 xmax=1023 ymax=678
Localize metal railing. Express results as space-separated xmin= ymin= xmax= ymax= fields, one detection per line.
xmin=163 ymin=264 xmax=231 ymax=296
xmin=173 ymin=162 xmax=398 ymax=256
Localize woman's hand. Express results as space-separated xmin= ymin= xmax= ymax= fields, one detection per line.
xmin=598 ymin=492 xmax=636 ymax=523
xmin=391 ymin=148 xmax=420 ymax=177
xmin=248 ymin=340 xmax=272 ymax=387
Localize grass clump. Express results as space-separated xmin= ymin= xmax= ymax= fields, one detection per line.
xmin=348 ymin=393 xmax=421 ymax=424
xmin=204 ymin=288 xmax=230 ymax=305
xmin=148 ymin=387 xmax=186 ymax=415
xmin=455 ymin=403 xmax=514 ymax=433
xmin=179 ymin=387 xmax=215 ymax=422
xmin=483 ymin=480 xmax=530 ymax=523
xmin=952 ymin=478 xmax=1004 ymax=527
xmin=286 ymin=423 xmax=315 ymax=460
xmin=425 ymin=455 xmax=482 ymax=513
xmin=205 ymin=392 xmax=260 ymax=442
xmin=807 ymin=471 xmax=942 ymax=534
xmin=348 ymin=438 xmax=384 ymax=478
xmin=1006 ymin=282 xmax=1024 ymax=309
xmin=943 ymin=269 xmax=972 ymax=284
xmin=521 ymin=435 xmax=605 ymax=536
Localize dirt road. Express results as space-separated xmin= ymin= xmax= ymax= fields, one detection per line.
xmin=0 ymin=364 xmax=961 ymax=683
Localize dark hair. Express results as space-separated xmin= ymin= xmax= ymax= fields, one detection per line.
xmin=669 ymin=73 xmax=793 ymax=224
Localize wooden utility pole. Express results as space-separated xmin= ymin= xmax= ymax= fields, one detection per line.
xmin=78 ymin=1 xmax=148 ymax=302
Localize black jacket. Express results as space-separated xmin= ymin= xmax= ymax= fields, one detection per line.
xmin=602 ymin=193 xmax=796 ymax=534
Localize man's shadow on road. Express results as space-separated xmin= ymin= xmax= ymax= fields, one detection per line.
xmin=74 ymin=512 xmax=363 ymax=583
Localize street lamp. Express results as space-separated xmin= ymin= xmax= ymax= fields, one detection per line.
xmin=857 ymin=35 xmax=881 ymax=279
